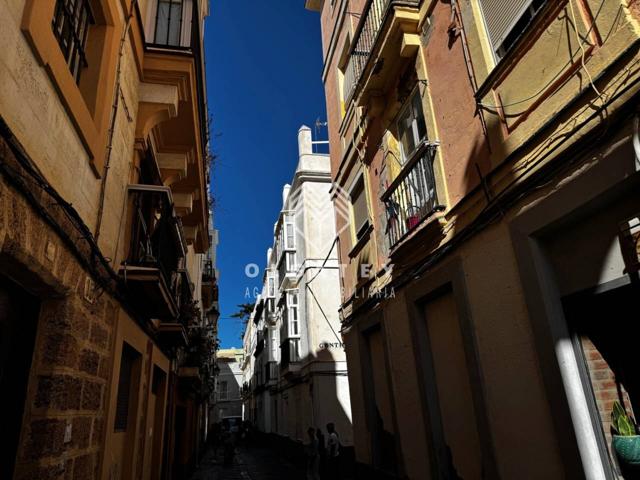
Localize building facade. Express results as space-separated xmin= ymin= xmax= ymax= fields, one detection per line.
xmin=212 ymin=348 xmax=244 ymax=421
xmin=0 ymin=1 xmax=216 ymax=479
xmin=307 ymin=0 xmax=640 ymax=478
xmin=242 ymin=126 xmax=353 ymax=446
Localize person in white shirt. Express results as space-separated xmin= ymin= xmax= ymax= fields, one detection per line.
xmin=326 ymin=422 xmax=341 ymax=479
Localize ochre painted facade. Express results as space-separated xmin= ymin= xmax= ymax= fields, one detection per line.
xmin=309 ymin=0 xmax=640 ymax=478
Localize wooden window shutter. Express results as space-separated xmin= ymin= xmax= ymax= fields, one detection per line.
xmin=479 ymin=0 xmax=534 ymax=50
xmin=114 ymin=344 xmax=139 ymax=431
xmin=351 ymin=177 xmax=369 ymax=236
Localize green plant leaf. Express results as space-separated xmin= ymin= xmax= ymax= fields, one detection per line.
xmin=611 ymin=400 xmax=637 ymax=436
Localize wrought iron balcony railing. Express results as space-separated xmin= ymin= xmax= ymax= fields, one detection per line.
xmin=126 ymin=185 xmax=186 ymax=291
xmin=382 ymin=143 xmax=444 ymax=247
xmin=343 ymin=0 xmax=419 ymax=103
xmin=202 ymin=260 xmax=214 ymax=282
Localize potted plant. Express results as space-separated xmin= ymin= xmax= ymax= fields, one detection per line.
xmin=406 ymin=205 xmax=421 ymax=230
xmin=612 ymin=400 xmax=640 ymax=469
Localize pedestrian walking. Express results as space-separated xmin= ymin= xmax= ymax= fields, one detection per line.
xmin=305 ymin=427 xmax=321 ymax=480
xmin=316 ymin=428 xmax=326 ymax=478
xmin=326 ymin=423 xmax=341 ymax=479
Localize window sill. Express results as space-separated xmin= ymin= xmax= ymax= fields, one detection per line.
xmin=348 ymin=222 xmax=373 ymax=259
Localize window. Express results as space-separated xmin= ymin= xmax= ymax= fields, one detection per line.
xmin=397 ymin=89 xmax=427 ymax=163
xmin=336 ymin=35 xmax=352 ymax=118
xmin=267 ymin=273 xmax=275 ymax=298
xmin=154 ymin=0 xmax=185 ymax=46
xmin=219 ymin=380 xmax=228 ymax=400
xmin=479 ymin=0 xmax=548 ymax=60
xmin=287 ymin=290 xmax=299 ymax=337
xmin=286 ymin=221 xmax=295 ymax=249
xmin=114 ymin=343 xmax=140 ymax=432
xmin=286 ymin=252 xmax=297 ymax=273
xmin=290 ymin=339 xmax=300 ymax=362
xmin=350 ymin=176 xmax=370 ymax=239
xmin=51 ymin=0 xmax=94 ymax=83
xmin=256 ymin=358 xmax=263 ymax=385
xmin=270 ymin=328 xmax=279 ymax=360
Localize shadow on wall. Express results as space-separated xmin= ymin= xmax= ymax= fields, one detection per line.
xmin=213 ymin=357 xmax=243 ymax=420
xmin=250 ymin=345 xmax=355 ymax=473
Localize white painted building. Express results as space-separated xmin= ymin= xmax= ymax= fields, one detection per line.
xmin=212 ymin=348 xmax=244 ymax=421
xmin=242 ymin=125 xmax=352 ymax=445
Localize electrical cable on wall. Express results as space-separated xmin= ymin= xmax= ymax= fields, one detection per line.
xmin=306 ymin=236 xmax=338 ymax=287
xmin=406 ymin=75 xmax=640 ymax=285
xmin=568 ymin=0 xmax=603 ymax=99
xmin=306 ymin=283 xmax=343 ymax=345
xmin=478 ymin=0 xmax=609 ymax=110
xmin=94 ymin=0 xmax=138 ymax=244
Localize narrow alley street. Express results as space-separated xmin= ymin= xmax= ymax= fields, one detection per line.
xmin=191 ymin=444 xmax=304 ymax=480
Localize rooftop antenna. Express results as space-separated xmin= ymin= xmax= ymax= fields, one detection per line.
xmin=313 ymin=118 xmax=329 ymax=153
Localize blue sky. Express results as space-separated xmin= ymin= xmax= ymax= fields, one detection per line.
xmin=204 ymin=2 xmax=327 ymax=348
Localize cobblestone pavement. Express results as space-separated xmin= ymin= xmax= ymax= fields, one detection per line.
xmin=191 ymin=444 xmax=305 ymax=480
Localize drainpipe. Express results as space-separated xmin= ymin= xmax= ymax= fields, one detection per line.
xmin=633 ymin=114 xmax=640 ymax=166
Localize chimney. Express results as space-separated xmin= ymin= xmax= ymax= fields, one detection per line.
xmin=298 ymin=125 xmax=312 ymax=158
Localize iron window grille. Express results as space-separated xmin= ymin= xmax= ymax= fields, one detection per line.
xmin=51 ymin=0 xmax=94 ymax=84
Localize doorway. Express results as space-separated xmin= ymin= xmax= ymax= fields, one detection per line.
xmin=564 ymin=280 xmax=640 ymax=478
xmin=0 ymin=275 xmax=41 ymax=479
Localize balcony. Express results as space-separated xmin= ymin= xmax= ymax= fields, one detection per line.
xmin=382 ymin=143 xmax=445 ymax=248
xmin=265 ymin=297 xmax=277 ymax=325
xmin=254 ymin=329 xmax=266 ymax=358
xmin=202 ymin=259 xmax=214 ymax=281
xmin=252 ymin=299 xmax=265 ymax=326
xmin=278 ymin=252 xmax=297 ymax=289
xmin=136 ymin=0 xmax=210 ymax=253
xmin=280 ymin=338 xmax=301 ymax=374
xmin=265 ymin=361 xmax=278 ymax=385
xmin=201 ymin=260 xmax=217 ymax=312
xmin=344 ymin=0 xmax=420 ymax=107
xmin=119 ymin=185 xmax=186 ymax=320
xmin=155 ymin=270 xmax=191 ymax=347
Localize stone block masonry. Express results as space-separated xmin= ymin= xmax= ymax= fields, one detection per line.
xmin=0 ymin=140 xmax=120 ymax=480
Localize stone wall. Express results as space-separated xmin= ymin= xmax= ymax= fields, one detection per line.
xmin=1 ymin=141 xmax=119 ymax=480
